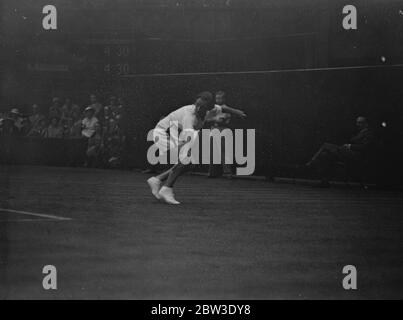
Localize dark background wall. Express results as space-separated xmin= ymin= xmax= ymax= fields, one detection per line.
xmin=2 ymin=0 xmax=402 ymax=105
xmin=120 ymin=66 xmax=403 ymax=177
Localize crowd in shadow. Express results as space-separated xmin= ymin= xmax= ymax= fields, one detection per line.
xmin=0 ymin=94 xmax=127 ymax=168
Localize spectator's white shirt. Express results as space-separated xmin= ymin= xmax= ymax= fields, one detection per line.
xmin=82 ymin=116 xmax=98 ymax=138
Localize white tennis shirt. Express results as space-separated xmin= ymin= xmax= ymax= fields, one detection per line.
xmin=157 ymin=104 xmax=223 ymax=132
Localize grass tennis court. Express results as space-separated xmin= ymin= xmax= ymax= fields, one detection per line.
xmin=1 ymin=165 xmax=402 ymax=299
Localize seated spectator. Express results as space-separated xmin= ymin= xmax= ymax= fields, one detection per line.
xmin=89 ymin=94 xmax=103 ymax=119
xmin=45 ymin=116 xmax=63 ymax=138
xmin=27 ymin=118 xmax=47 ymax=137
xmin=306 ymin=116 xmax=375 ymax=187
xmin=28 ymin=104 xmax=45 ymax=129
xmin=49 ymin=97 xmax=62 ymax=119
xmin=81 ymin=106 xmax=98 ymax=138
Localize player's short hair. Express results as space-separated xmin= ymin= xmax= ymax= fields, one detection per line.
xmin=196 ymin=91 xmax=213 ymax=104
xmin=215 ymin=91 xmax=226 ymax=98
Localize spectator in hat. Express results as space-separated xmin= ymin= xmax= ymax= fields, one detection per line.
xmin=81 ymin=106 xmax=98 ymax=138
xmin=8 ymin=108 xmax=24 ymax=135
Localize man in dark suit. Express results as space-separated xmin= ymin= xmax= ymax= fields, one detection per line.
xmin=306 ymin=116 xmax=374 ymax=187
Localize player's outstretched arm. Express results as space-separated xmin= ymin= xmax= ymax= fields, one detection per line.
xmin=203 ymin=110 xmax=218 ymax=123
xmin=221 ymin=105 xmax=247 ymax=118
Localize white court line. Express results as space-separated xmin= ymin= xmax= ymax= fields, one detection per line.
xmin=0 ymin=219 xmax=66 ymax=222
xmin=0 ymin=208 xmax=72 ymax=221
xmin=122 ymin=63 xmax=403 ymax=78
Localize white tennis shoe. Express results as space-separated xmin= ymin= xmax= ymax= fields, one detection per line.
xmin=147 ymin=177 xmax=162 ymax=200
xmin=158 ymin=186 xmax=180 ymax=205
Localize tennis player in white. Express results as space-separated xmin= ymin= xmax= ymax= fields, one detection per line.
xmin=147 ymin=91 xmax=247 ymax=204
xmin=147 ymin=92 xmax=215 ymax=204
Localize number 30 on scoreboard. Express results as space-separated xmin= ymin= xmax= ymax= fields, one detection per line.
xmin=104 ymin=63 xmax=131 ymax=76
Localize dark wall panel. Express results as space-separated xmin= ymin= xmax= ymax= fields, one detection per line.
xmin=121 ymin=66 xmax=403 ymax=181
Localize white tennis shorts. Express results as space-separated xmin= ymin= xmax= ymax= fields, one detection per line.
xmin=153 ymin=127 xmax=199 ymax=163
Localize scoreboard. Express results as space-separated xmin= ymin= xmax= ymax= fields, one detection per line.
xmin=76 ymin=39 xmax=133 ymax=77
xmin=72 ymin=33 xmax=319 ymax=77
xmin=3 ymin=0 xmax=402 ymax=106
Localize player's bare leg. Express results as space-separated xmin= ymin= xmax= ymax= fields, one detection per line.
xmin=158 ymin=163 xmax=192 ymax=205
xmin=156 ymin=163 xmax=179 ymax=182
